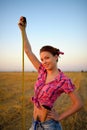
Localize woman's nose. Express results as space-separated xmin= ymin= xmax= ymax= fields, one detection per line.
xmin=42 ymin=59 xmax=46 ymax=64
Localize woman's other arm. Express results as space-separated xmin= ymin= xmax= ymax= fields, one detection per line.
xmin=57 ymin=91 xmax=83 ymax=121
xmin=47 ymin=91 xmax=83 ymax=121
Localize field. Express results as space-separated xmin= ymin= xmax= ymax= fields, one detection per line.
xmin=0 ymin=72 xmax=87 ymax=130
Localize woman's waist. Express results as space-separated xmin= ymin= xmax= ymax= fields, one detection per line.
xmin=33 ymin=105 xmax=51 ymax=122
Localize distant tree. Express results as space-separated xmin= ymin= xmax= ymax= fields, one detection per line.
xmin=81 ymin=70 xmax=84 ymax=73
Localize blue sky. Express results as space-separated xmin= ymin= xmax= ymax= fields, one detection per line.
xmin=0 ymin=0 xmax=87 ymax=71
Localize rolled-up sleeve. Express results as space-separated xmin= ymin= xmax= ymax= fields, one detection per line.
xmin=62 ymin=79 xmax=75 ymax=94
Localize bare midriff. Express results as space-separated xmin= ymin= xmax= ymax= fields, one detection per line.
xmin=33 ymin=105 xmax=50 ymax=122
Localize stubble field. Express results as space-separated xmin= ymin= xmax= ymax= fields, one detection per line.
xmin=0 ymin=72 xmax=87 ymax=130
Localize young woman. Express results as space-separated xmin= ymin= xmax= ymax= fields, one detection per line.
xmin=18 ymin=16 xmax=83 ymax=130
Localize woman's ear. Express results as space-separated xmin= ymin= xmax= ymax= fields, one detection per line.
xmin=55 ymin=55 xmax=58 ymax=62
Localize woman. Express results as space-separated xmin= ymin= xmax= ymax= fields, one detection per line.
xmin=18 ymin=16 xmax=83 ymax=130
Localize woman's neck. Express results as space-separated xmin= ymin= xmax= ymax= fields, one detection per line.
xmin=45 ymin=67 xmax=59 ymax=84
xmin=47 ymin=66 xmax=58 ymax=75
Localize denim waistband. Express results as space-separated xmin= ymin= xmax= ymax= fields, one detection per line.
xmin=33 ymin=119 xmax=55 ymax=125
xmin=32 ymin=119 xmax=62 ymax=130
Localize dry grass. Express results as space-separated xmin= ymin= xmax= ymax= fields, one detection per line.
xmin=0 ymin=72 xmax=87 ymax=130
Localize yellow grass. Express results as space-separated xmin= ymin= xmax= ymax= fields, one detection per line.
xmin=0 ymin=72 xmax=87 ymax=130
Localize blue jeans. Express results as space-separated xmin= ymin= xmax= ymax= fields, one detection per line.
xmin=29 ymin=119 xmax=62 ymax=130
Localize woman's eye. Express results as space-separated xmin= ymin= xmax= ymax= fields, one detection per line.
xmin=45 ymin=57 xmax=49 ymax=59
xmin=41 ymin=56 xmax=49 ymax=61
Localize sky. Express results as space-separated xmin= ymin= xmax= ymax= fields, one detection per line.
xmin=0 ymin=0 xmax=87 ymax=71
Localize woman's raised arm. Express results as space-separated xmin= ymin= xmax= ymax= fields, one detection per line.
xmin=18 ymin=16 xmax=40 ymax=70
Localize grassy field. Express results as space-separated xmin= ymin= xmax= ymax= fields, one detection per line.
xmin=0 ymin=72 xmax=87 ymax=130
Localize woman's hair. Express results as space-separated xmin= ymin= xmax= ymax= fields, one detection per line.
xmin=40 ymin=45 xmax=63 ymax=56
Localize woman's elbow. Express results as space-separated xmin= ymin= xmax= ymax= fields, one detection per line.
xmin=76 ymin=99 xmax=83 ymax=110
xmin=79 ymin=101 xmax=83 ymax=109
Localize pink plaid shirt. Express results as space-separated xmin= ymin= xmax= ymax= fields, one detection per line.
xmin=32 ymin=64 xmax=75 ymax=109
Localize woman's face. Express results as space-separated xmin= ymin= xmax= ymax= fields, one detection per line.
xmin=40 ymin=51 xmax=58 ymax=70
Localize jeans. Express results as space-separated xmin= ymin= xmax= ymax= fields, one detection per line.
xmin=29 ymin=119 xmax=62 ymax=130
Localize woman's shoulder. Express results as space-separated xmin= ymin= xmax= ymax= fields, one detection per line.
xmin=58 ymin=68 xmax=68 ymax=80
xmin=58 ymin=69 xmax=76 ymax=93
xmin=38 ymin=63 xmax=46 ymax=74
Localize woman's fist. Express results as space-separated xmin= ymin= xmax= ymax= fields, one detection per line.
xmin=18 ymin=16 xmax=27 ymax=31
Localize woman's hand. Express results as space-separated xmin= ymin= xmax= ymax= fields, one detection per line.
xmin=18 ymin=16 xmax=27 ymax=31
xmin=47 ymin=109 xmax=59 ymax=121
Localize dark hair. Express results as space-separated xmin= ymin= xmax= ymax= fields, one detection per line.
xmin=40 ymin=45 xmax=60 ymax=56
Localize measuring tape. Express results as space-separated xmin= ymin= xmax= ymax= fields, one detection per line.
xmin=22 ymin=28 xmax=26 ymax=130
